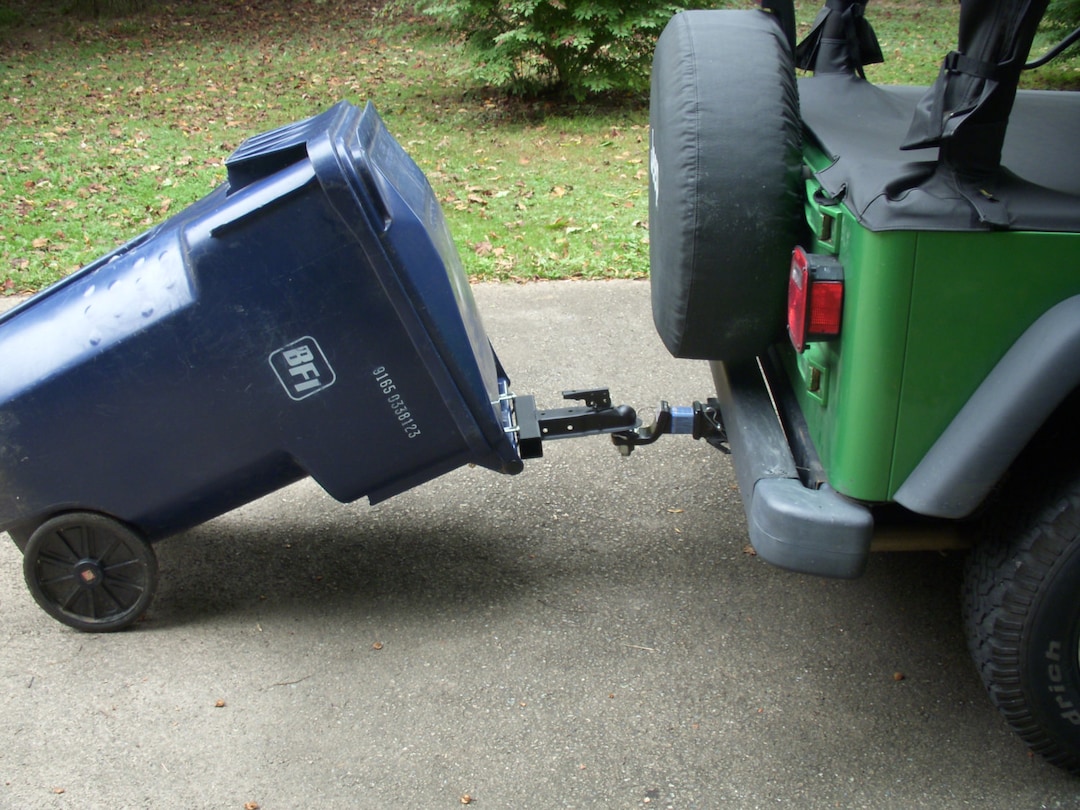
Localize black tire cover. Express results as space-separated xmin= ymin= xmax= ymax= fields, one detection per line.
xmin=649 ymin=9 xmax=803 ymax=360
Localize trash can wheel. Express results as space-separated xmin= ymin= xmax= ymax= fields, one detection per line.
xmin=23 ymin=513 xmax=158 ymax=632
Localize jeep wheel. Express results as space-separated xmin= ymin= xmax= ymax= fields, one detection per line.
xmin=963 ymin=474 xmax=1080 ymax=773
xmin=649 ymin=9 xmax=803 ymax=361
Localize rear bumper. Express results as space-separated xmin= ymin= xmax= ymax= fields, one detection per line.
xmin=711 ymin=356 xmax=873 ymax=578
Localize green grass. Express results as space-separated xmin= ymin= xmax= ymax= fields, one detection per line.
xmin=403 ymin=104 xmax=652 ymax=281
xmin=0 ymin=0 xmax=1076 ymax=293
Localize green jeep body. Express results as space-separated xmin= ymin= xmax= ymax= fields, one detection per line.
xmin=795 ymin=84 xmax=1079 ymax=512
xmin=648 ymin=0 xmax=1080 ymax=774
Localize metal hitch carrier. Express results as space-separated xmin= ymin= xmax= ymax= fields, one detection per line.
xmin=509 ymin=389 xmax=727 ymax=459
xmin=611 ymin=398 xmax=728 ymax=456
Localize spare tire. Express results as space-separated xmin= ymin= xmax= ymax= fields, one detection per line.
xmin=649 ymin=9 xmax=803 ymax=361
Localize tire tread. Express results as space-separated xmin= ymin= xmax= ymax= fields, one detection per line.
xmin=963 ymin=475 xmax=1080 ymax=772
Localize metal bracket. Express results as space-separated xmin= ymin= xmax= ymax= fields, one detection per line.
xmin=510 ymin=389 xmax=727 ymax=460
xmin=513 ymin=389 xmax=638 ymax=459
xmin=611 ymin=399 xmax=728 ymax=456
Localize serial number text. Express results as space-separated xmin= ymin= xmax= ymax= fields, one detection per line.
xmin=373 ymin=366 xmax=422 ymax=439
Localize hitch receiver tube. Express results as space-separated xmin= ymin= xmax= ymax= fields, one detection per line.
xmin=510 ymin=389 xmax=726 ymax=459
xmin=513 ymin=389 xmax=638 ymax=459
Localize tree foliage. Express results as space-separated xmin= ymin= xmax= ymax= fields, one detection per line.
xmin=1046 ymin=0 xmax=1080 ymax=27
xmin=69 ymin=0 xmax=149 ymax=19
xmin=1038 ymin=0 xmax=1080 ymax=68
xmin=416 ymin=0 xmax=689 ymax=100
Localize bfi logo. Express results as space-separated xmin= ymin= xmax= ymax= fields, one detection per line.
xmin=269 ymin=337 xmax=337 ymax=401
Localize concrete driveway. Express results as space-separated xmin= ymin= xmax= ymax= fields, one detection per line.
xmin=1 ymin=281 xmax=1076 ymax=808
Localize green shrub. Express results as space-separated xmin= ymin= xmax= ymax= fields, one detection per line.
xmin=68 ymin=0 xmax=149 ymax=18
xmin=1045 ymin=0 xmax=1080 ymax=27
xmin=0 ymin=7 xmax=25 ymax=27
xmin=1032 ymin=0 xmax=1080 ymax=85
xmin=415 ymin=0 xmax=691 ymax=100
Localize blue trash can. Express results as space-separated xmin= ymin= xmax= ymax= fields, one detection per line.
xmin=0 ymin=101 xmax=524 ymax=629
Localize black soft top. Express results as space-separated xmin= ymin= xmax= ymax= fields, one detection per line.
xmin=800 ymin=75 xmax=1080 ymax=233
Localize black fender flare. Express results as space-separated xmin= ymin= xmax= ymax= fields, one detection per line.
xmin=895 ymin=295 xmax=1080 ymax=519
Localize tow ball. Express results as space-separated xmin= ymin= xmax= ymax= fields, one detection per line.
xmin=509 ymin=388 xmax=728 ymax=459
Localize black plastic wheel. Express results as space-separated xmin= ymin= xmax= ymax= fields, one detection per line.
xmin=649 ymin=9 xmax=803 ymax=361
xmin=23 ymin=512 xmax=158 ymax=632
xmin=964 ymin=474 xmax=1080 ymax=773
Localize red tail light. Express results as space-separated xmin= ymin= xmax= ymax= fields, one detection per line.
xmin=787 ymin=247 xmax=844 ymax=353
